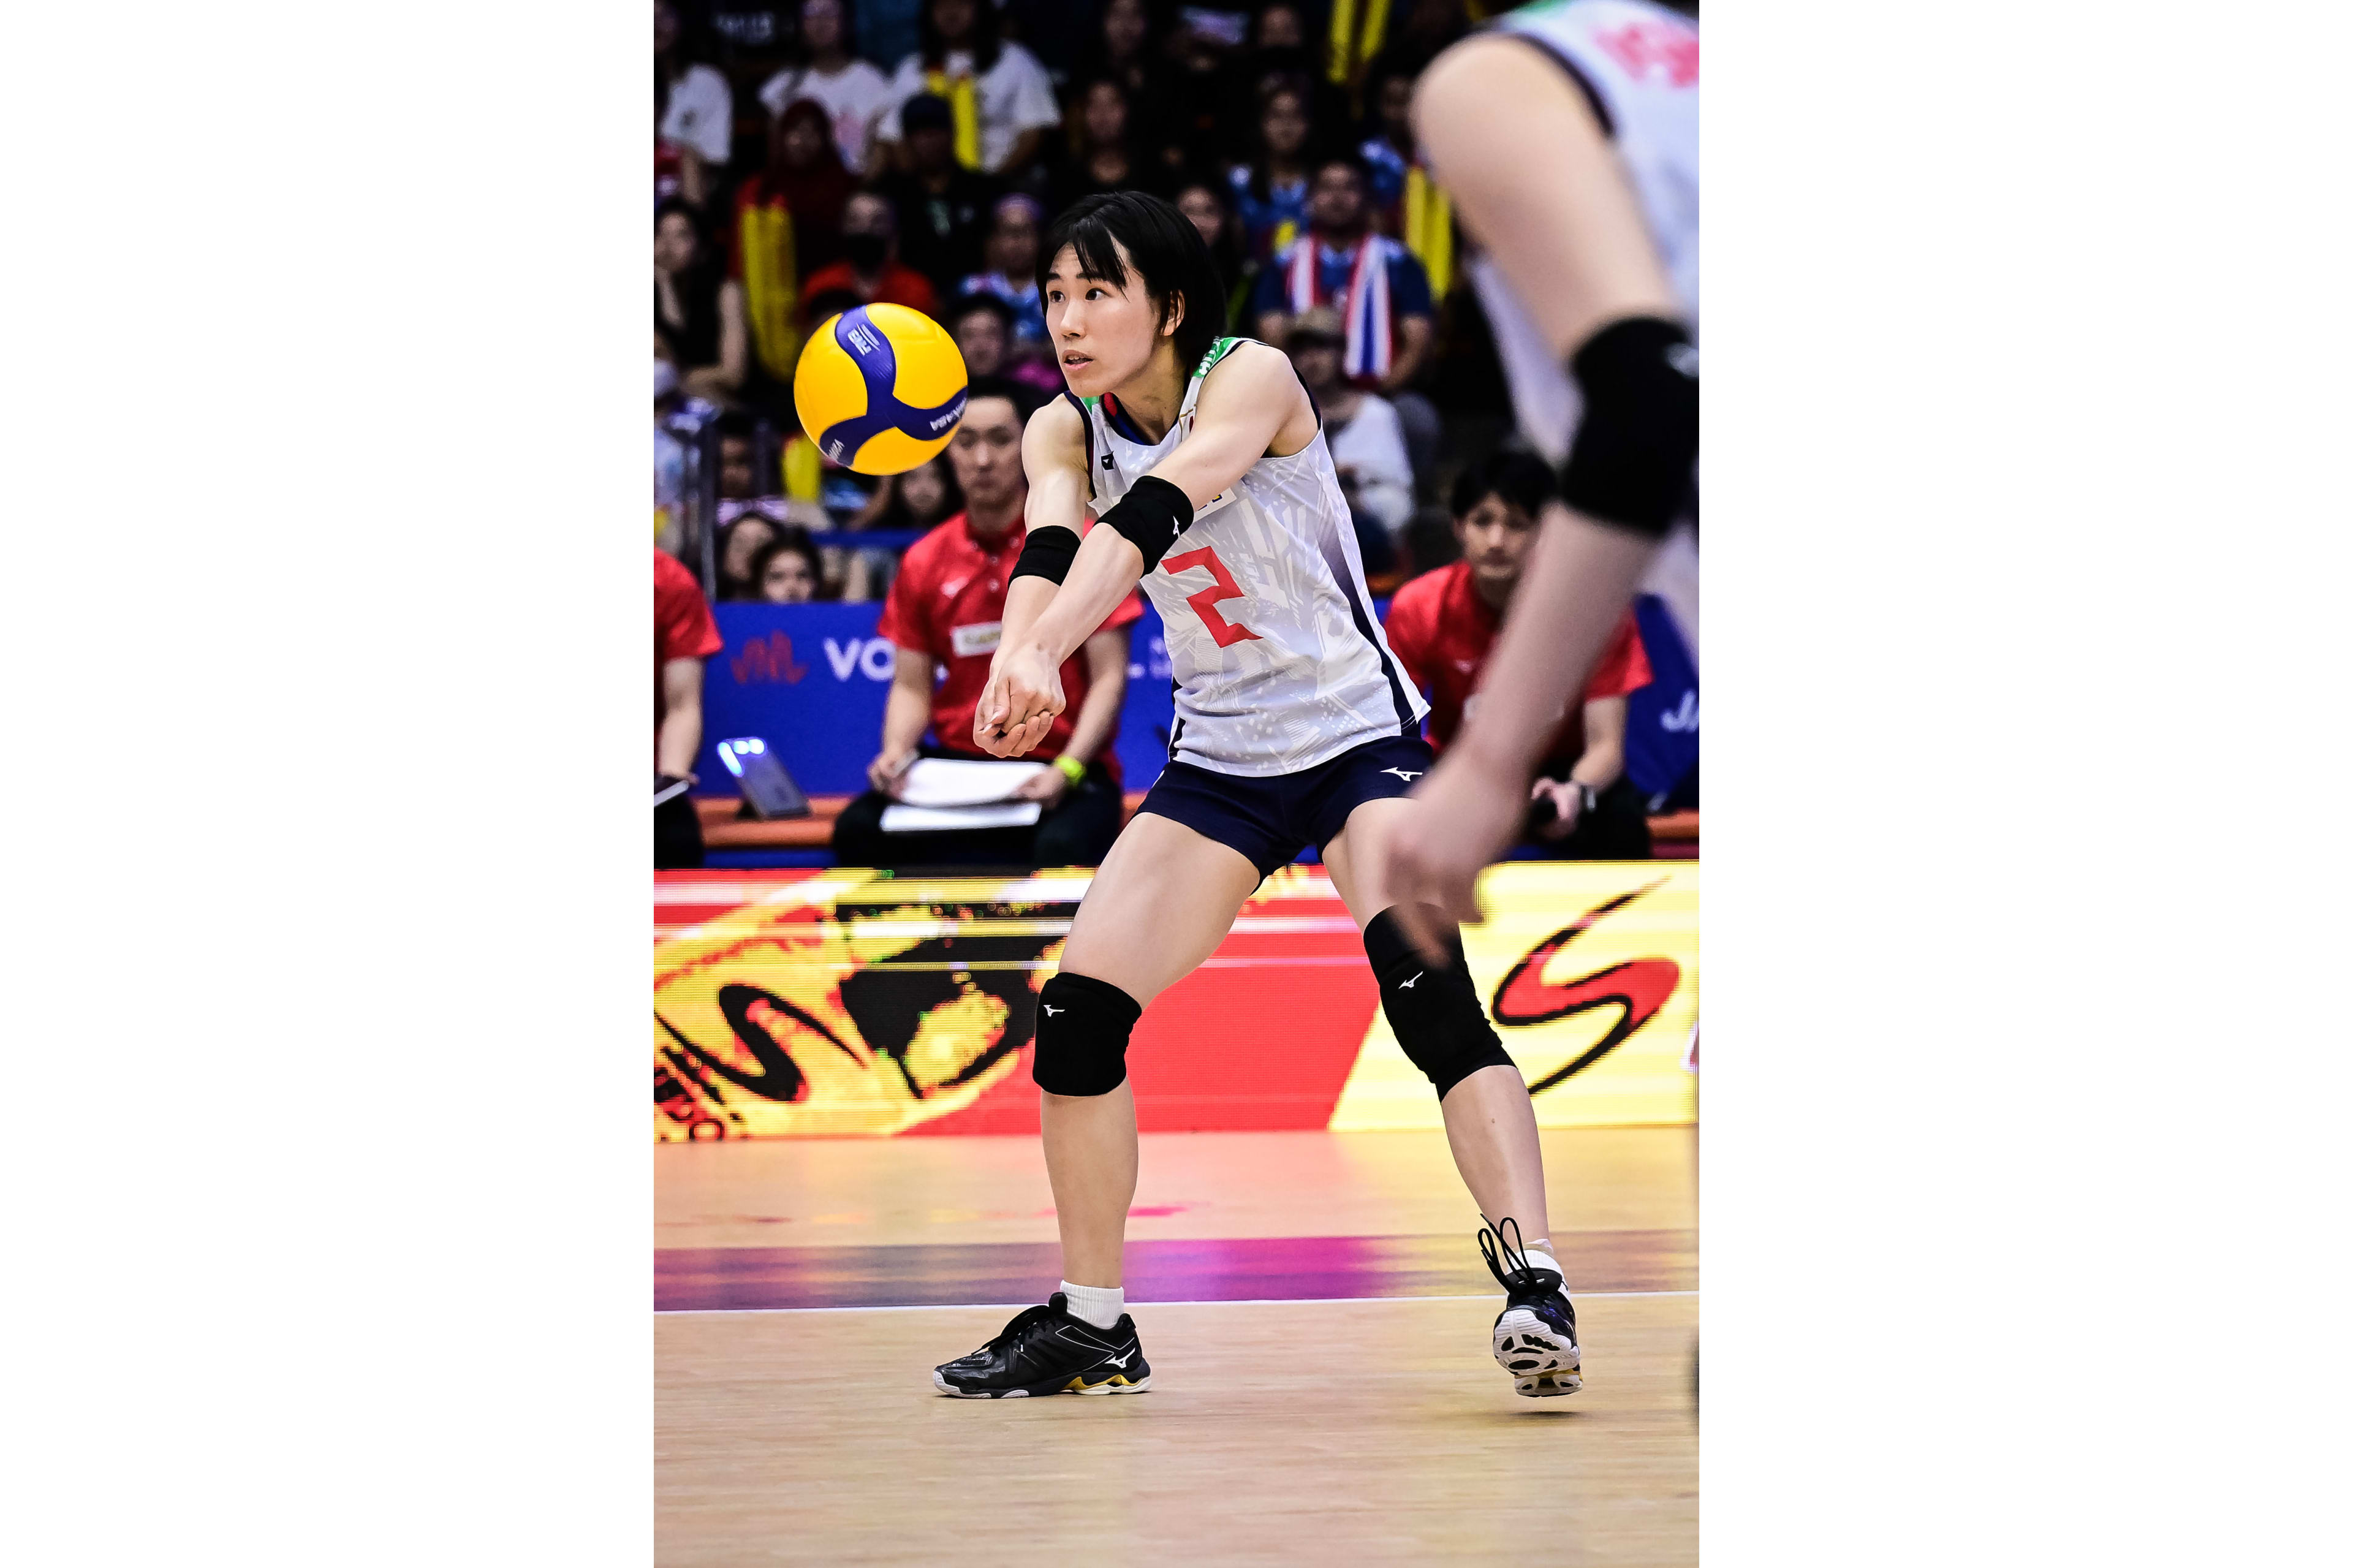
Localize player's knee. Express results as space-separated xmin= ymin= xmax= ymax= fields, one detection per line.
xmin=1363 ymin=905 xmax=1516 ymax=1099
xmin=1030 ymin=972 xmax=1143 ymax=1097
xmin=1559 ymin=315 xmax=1699 ymax=539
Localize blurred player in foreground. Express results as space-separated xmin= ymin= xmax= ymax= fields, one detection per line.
xmin=930 ymin=191 xmax=1582 ymax=1401
xmin=1381 ymin=0 xmax=1697 ymax=958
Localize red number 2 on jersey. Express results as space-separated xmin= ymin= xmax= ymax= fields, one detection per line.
xmin=1162 ymin=545 xmax=1262 ymax=648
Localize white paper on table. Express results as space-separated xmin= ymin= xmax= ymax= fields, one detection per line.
xmin=892 ymin=758 xmax=1050 ymax=808
xmin=879 ymin=800 xmax=1045 ymax=833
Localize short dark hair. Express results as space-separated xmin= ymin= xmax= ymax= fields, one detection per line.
xmin=961 ymin=373 xmax=1044 ymax=426
xmin=1036 ymin=191 xmax=1230 ymax=378
xmin=746 ymin=528 xmax=829 ymax=601
xmin=1450 ymin=450 xmax=1557 ymax=520
xmin=1313 ymin=150 xmax=1373 ymax=191
xmin=950 ymin=290 xmax=1020 ymax=332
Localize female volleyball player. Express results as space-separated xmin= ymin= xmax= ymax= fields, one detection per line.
xmin=1378 ymin=0 xmax=1700 ymax=957
xmin=928 ymin=190 xmax=1581 ymax=1401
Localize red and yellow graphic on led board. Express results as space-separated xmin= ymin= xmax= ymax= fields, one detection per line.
xmin=654 ymin=863 xmax=1696 ymax=1140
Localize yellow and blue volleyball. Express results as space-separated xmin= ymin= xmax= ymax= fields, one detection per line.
xmin=793 ymin=303 xmax=970 ymax=475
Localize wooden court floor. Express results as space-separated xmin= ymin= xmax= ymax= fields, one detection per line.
xmin=657 ymin=1127 xmax=1696 ymax=1565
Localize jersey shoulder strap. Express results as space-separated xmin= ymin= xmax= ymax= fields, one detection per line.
xmin=1180 ymin=336 xmax=1259 ymax=419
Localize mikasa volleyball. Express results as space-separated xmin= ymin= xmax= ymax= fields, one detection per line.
xmin=793 ymin=303 xmax=971 ymax=475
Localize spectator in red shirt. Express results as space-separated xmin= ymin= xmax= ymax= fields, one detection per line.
xmin=798 ymin=191 xmax=942 ymax=331
xmin=1384 ymin=452 xmax=1656 ymax=860
xmin=656 ymin=548 xmax=726 ymax=868
xmin=831 ymin=379 xmax=1142 ymax=869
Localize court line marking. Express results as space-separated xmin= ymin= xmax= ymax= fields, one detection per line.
xmin=657 ymin=1290 xmax=1696 ymax=1317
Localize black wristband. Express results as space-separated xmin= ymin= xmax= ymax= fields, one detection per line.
xmin=1009 ymin=525 xmax=1080 ymax=586
xmin=1559 ymin=315 xmax=1699 ymax=539
xmin=1098 ymin=475 xmax=1194 ymax=572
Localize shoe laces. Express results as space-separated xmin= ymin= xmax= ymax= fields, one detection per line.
xmin=978 ymin=1301 xmax=1059 ymax=1355
xmin=1478 ymin=1215 xmax=1562 ymax=1296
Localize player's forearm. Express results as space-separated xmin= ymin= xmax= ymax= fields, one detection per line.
xmin=657 ymin=705 xmax=702 ymax=778
xmin=1568 ymin=742 xmax=1623 ymax=792
xmin=1021 ymin=528 xmax=1145 ymax=667
xmin=998 ymin=574 xmax=1059 ymax=656
xmin=1453 ymin=506 xmax=1656 ymax=779
xmin=881 ymin=678 xmax=933 ymax=758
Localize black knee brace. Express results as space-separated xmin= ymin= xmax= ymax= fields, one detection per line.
xmin=1559 ymin=314 xmax=1699 ymax=539
xmin=1029 ymin=972 xmax=1142 ymax=1096
xmin=1364 ymin=906 xmax=1517 ymax=1099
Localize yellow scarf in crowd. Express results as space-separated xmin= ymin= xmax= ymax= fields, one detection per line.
xmin=923 ymin=69 xmax=983 ymax=169
xmin=737 ymin=197 xmax=801 ymax=382
xmin=1402 ymin=165 xmax=1453 ymax=300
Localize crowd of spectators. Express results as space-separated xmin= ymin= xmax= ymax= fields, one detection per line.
xmin=657 ymin=0 xmax=1529 ymax=605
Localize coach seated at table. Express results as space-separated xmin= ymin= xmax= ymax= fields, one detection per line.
xmin=830 ymin=377 xmax=1142 ymax=870
xmin=1385 ymin=452 xmax=1656 ymax=860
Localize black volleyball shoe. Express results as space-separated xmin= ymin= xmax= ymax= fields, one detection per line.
xmin=1480 ymin=1218 xmax=1583 ymax=1398
xmin=932 ymin=1293 xmax=1153 ymax=1398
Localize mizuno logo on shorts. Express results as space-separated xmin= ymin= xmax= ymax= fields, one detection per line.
xmin=1381 ymin=768 xmax=1423 ymax=782
xmin=1044 ymin=1006 xmax=1063 ymax=1015
xmin=1399 ymin=973 xmax=1423 ymax=990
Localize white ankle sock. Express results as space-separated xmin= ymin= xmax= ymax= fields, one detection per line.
xmin=1522 ymin=1241 xmax=1568 ymax=1293
xmin=1059 ymin=1280 xmax=1125 ymax=1330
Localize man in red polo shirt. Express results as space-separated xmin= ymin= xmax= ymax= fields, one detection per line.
xmin=1385 ymin=452 xmax=1656 ymax=860
xmin=656 ymin=547 xmax=725 ymax=869
xmin=832 ymin=378 xmax=1142 ymax=869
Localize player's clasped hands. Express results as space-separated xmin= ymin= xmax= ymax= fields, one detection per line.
xmin=973 ymin=642 xmax=1067 ymax=757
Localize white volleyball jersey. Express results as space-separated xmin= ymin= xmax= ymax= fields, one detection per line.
xmin=1076 ymin=338 xmax=1428 ymax=776
xmin=1469 ymin=0 xmax=1697 ymax=465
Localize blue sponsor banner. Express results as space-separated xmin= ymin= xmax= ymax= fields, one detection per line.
xmin=697 ymin=601 xmax=1177 ymax=798
xmin=1623 ymin=594 xmax=1699 ymax=809
xmin=697 ymin=593 xmax=1694 ymax=809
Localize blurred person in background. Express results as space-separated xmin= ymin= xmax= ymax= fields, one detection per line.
xmin=1075 ymin=0 xmax=1178 ymax=173
xmin=656 ymin=200 xmax=748 ymax=403
xmin=831 ymin=378 xmax=1140 ymax=869
xmin=798 ymin=191 xmax=941 ymax=326
xmin=949 ymin=292 xmax=1061 ymax=396
xmin=657 ymin=0 xmax=733 ymax=210
xmin=749 ymin=528 xmax=830 ymax=602
xmin=757 ymin=0 xmax=894 ymax=174
xmin=874 ymin=0 xmax=1061 ymax=180
xmin=1052 ymin=76 xmax=1166 ymax=213
xmin=734 ymin=98 xmax=858 ymax=287
xmin=716 ymin=512 xmax=782 ymax=600
xmin=876 ymin=93 xmax=1003 ymax=300
xmin=1382 ymin=453 xmax=1653 ymax=860
xmin=656 ymin=546 xmax=726 ymax=869
xmin=715 ymin=411 xmax=778 ymax=500
xmin=1233 ymin=2 xmax=1351 ymax=156
xmin=1357 ymin=64 xmax=1420 ymax=227
xmin=1253 ymin=153 xmax=1440 ymax=494
xmin=957 ymin=195 xmax=1050 ymax=356
xmin=841 ymin=449 xmax=963 ymax=599
xmin=1367 ymin=0 xmax=1470 ymax=82
xmin=1173 ymin=175 xmax=1255 ymax=324
xmin=1284 ymin=308 xmax=1411 ymax=580
xmin=1228 ymin=77 xmax=1316 ymax=261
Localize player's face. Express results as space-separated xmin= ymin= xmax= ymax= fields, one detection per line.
xmin=947 ymin=395 xmax=1027 ymax=511
xmin=1455 ymin=494 xmax=1539 ymax=591
xmin=1042 ymin=240 xmax=1175 ymax=398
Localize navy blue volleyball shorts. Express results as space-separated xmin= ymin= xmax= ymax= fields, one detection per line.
xmin=1134 ymin=734 xmax=1437 ymax=879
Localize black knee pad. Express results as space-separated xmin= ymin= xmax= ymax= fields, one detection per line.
xmin=1030 ymin=972 xmax=1142 ymax=1096
xmin=1364 ymin=906 xmax=1517 ymax=1099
